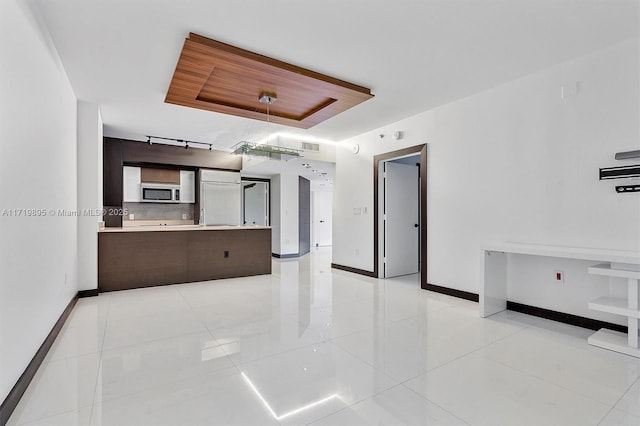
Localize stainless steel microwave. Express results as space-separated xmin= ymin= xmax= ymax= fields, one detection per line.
xmin=141 ymin=184 xmax=180 ymax=203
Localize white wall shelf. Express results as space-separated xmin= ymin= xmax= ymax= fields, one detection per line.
xmin=588 ymin=297 xmax=640 ymax=318
xmin=587 ymin=262 xmax=640 ymax=358
xmin=588 ymin=263 xmax=640 ymax=280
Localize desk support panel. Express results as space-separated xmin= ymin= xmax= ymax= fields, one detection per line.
xmin=481 ymin=250 xmax=507 ymax=317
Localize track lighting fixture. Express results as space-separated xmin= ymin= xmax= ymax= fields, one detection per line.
xmin=145 ymin=135 xmax=215 ymax=151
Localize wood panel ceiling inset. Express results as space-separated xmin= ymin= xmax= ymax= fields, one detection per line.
xmin=165 ymin=33 xmax=374 ymax=129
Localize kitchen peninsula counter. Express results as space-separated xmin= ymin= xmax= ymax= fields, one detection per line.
xmin=98 ymin=225 xmax=271 ymax=292
xmin=101 ymin=224 xmax=271 ymax=232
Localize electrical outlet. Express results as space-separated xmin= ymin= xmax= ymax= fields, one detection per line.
xmin=182 ymin=213 xmax=187 ymax=220
xmin=555 ymin=270 xmax=564 ymax=283
xmin=129 ymin=213 xmax=134 ymax=220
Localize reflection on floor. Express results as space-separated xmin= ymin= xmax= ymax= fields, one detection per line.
xmin=8 ymin=247 xmax=640 ymax=425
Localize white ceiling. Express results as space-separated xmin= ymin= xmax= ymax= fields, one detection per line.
xmin=242 ymin=156 xmax=335 ymax=188
xmin=30 ymin=0 xmax=638 ymax=151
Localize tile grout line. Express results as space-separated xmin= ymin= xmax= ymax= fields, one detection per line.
xmin=596 ymin=375 xmax=640 ymax=424
xmin=175 ymin=285 xmax=228 ymax=348
xmin=467 ymin=349 xmax=622 ymax=413
xmin=398 ymin=382 xmax=472 ymax=425
xmin=391 ymin=308 xmax=533 ymax=383
xmin=469 ymin=327 xmax=640 ymax=411
xmin=89 ymin=294 xmax=112 ymax=423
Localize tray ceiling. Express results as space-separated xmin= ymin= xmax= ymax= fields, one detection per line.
xmin=165 ymin=33 xmax=374 ymax=129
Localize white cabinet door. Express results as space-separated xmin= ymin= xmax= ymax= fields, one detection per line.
xmin=200 ymin=169 xmax=241 ymax=184
xmin=180 ymin=170 xmax=195 ymax=203
xmin=201 ymin=182 xmax=241 ymax=225
xmin=123 ymin=166 xmax=141 ymax=202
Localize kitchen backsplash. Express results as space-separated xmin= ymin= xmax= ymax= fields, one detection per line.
xmin=123 ymin=202 xmax=195 ymax=221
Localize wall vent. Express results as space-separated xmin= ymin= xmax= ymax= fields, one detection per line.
xmin=301 ymin=142 xmax=320 ymax=152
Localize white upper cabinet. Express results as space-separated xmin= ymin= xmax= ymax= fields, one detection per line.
xmin=200 ymin=169 xmax=241 ymax=184
xmin=123 ymin=166 xmax=141 ymax=202
xmin=180 ymin=170 xmax=196 ymax=203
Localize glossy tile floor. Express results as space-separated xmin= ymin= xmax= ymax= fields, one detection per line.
xmin=8 ymin=247 xmax=640 ymax=425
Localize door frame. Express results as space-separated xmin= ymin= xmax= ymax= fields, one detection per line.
xmin=373 ymin=144 xmax=427 ymax=288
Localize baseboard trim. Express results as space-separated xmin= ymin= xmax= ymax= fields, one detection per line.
xmin=0 ymin=293 xmax=78 ymax=425
xmin=78 ymin=289 xmax=99 ymax=298
xmin=423 ymin=283 xmax=479 ymax=302
xmin=331 ymin=263 xmax=376 ymax=278
xmin=272 ymin=253 xmax=300 ymax=259
xmin=506 ymin=301 xmax=628 ymax=333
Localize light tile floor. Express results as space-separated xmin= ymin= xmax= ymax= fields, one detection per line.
xmin=8 ymin=247 xmax=640 ymax=425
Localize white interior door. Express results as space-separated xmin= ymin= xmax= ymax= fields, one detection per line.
xmin=312 ymin=190 xmax=332 ymax=246
xmin=384 ymin=162 xmax=420 ymax=277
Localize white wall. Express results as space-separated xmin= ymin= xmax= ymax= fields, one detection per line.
xmin=334 ymin=39 xmax=640 ymax=310
xmin=77 ymin=102 xmax=103 ymax=291
xmin=270 ymin=174 xmax=300 ymax=255
xmin=333 ymin=149 xmax=374 ymax=270
xmin=271 ymin=175 xmax=282 ymax=253
xmin=0 ymin=0 xmax=79 ymax=402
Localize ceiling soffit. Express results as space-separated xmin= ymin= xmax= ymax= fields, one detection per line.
xmin=165 ymin=33 xmax=374 ymax=129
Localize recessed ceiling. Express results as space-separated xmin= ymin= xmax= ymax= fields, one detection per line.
xmin=166 ymin=33 xmax=373 ymax=129
xmin=28 ymin=0 xmax=639 ymax=149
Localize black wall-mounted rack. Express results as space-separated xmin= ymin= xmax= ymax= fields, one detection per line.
xmin=599 ymin=164 xmax=640 ymax=180
xmin=616 ymin=185 xmax=640 ymax=193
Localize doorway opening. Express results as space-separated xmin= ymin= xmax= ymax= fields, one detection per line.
xmin=241 ymin=178 xmax=270 ymax=226
xmin=374 ymin=144 xmax=427 ymax=287
xmin=311 ymin=186 xmax=333 ymax=247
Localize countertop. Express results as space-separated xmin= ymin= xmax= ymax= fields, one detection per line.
xmin=484 ymin=242 xmax=640 ymax=265
xmin=100 ymin=225 xmax=271 ymax=233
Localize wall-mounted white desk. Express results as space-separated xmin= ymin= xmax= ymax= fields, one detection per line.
xmin=481 ymin=243 xmax=640 ymax=356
